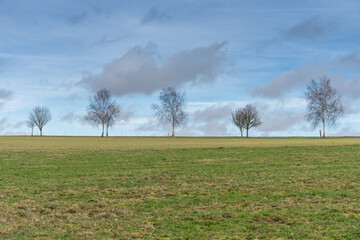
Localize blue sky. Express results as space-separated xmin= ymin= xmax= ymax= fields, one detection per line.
xmin=1 ymin=0 xmax=360 ymax=136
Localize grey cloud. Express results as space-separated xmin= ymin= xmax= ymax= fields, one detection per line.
xmin=135 ymin=121 xmax=163 ymax=133
xmin=335 ymin=125 xmax=360 ymax=136
xmin=282 ymin=16 xmax=337 ymax=40
xmin=0 ymin=117 xmax=8 ymax=131
xmin=136 ymin=103 xmax=232 ymax=136
xmin=176 ymin=127 xmax=195 ymax=136
xmin=191 ymin=103 xmax=232 ymax=136
xmin=81 ymin=42 xmax=227 ymax=96
xmin=68 ymin=10 xmax=87 ymax=25
xmin=333 ymin=51 xmax=360 ymax=70
xmin=252 ymin=51 xmax=360 ymax=99
xmin=119 ymin=107 xmax=135 ymax=122
xmin=258 ymin=109 xmax=305 ymax=132
xmin=141 ymin=7 xmax=172 ymax=24
xmin=0 ymin=89 xmax=12 ymax=100
xmin=0 ymin=118 xmax=26 ymax=134
xmin=89 ymin=34 xmax=129 ymax=48
xmin=252 ymin=63 xmax=326 ymax=98
xmin=197 ymin=120 xmax=230 ymax=136
xmin=60 ymin=112 xmax=83 ymax=124
xmin=0 ymin=89 xmax=13 ymax=109
xmin=332 ymin=76 xmax=360 ymax=100
xmin=135 ymin=118 xmax=175 ymax=136
xmin=68 ymin=8 xmax=110 ymax=25
xmin=258 ymin=16 xmax=339 ymax=52
xmin=340 ymin=98 xmax=357 ymax=115
xmin=192 ymin=104 xmax=232 ymax=123
xmin=13 ymin=121 xmax=26 ymax=129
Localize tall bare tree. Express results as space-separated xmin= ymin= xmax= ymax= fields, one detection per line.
xmin=305 ymin=76 xmax=344 ymax=138
xmin=86 ymin=89 xmax=120 ymax=137
xmin=26 ymin=119 xmax=35 ymax=136
xmin=231 ymin=108 xmax=245 ymax=137
xmin=28 ymin=106 xmax=52 ymax=136
xmin=241 ymin=104 xmax=262 ymax=138
xmin=105 ymin=104 xmax=121 ymax=137
xmin=152 ymin=87 xmax=188 ymax=137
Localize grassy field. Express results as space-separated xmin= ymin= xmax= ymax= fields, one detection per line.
xmin=1 ymin=137 xmax=360 ymax=239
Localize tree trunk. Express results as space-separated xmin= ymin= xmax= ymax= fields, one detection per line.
xmin=246 ymin=128 xmax=249 ymax=138
xmin=31 ymin=128 xmax=33 ymax=137
xmin=322 ymin=108 xmax=325 ymax=138
xmin=101 ymin=123 xmax=104 ymax=137
xmin=240 ymin=129 xmax=243 ymax=138
xmin=40 ymin=128 xmax=42 ymax=136
xmin=172 ymin=121 xmax=175 ymax=137
xmin=106 ymin=125 xmax=109 ymax=137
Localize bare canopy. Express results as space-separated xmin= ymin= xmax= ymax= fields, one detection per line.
xmin=85 ymin=89 xmax=121 ymax=137
xmin=231 ymin=108 xmax=245 ymax=137
xmin=26 ymin=119 xmax=35 ymax=136
xmin=105 ymin=104 xmax=121 ymax=137
xmin=152 ymin=87 xmax=188 ymax=137
xmin=28 ymin=106 xmax=52 ymax=136
xmin=305 ymin=76 xmax=344 ymax=138
xmin=232 ymin=104 xmax=261 ymax=138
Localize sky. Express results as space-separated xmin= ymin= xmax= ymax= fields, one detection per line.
xmin=1 ymin=0 xmax=360 ymax=137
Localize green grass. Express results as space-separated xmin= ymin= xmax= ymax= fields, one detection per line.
xmin=1 ymin=137 xmax=360 ymax=239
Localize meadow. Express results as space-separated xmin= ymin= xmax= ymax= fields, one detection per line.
xmin=1 ymin=136 xmax=360 ymax=239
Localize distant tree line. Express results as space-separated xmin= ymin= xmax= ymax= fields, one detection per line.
xmin=25 ymin=75 xmax=344 ymax=138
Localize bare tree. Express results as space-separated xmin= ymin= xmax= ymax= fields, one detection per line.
xmin=86 ymin=89 xmax=120 ymax=137
xmin=241 ymin=104 xmax=262 ymax=138
xmin=231 ymin=108 xmax=245 ymax=137
xmin=305 ymin=76 xmax=344 ymax=138
xmin=152 ymin=87 xmax=188 ymax=137
xmin=105 ymin=104 xmax=121 ymax=137
xmin=26 ymin=119 xmax=35 ymax=136
xmin=28 ymin=106 xmax=52 ymax=136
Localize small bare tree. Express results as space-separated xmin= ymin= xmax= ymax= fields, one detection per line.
xmin=305 ymin=76 xmax=344 ymax=138
xmin=28 ymin=106 xmax=52 ymax=136
xmin=86 ymin=89 xmax=120 ymax=137
xmin=231 ymin=108 xmax=245 ymax=137
xmin=26 ymin=119 xmax=35 ymax=136
xmin=242 ymin=104 xmax=262 ymax=138
xmin=152 ymin=87 xmax=188 ymax=137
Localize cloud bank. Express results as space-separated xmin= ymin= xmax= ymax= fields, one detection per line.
xmin=258 ymin=16 xmax=339 ymax=52
xmin=252 ymin=63 xmax=326 ymax=98
xmin=81 ymin=42 xmax=227 ymax=96
xmin=252 ymin=51 xmax=360 ymax=99
xmin=281 ymin=16 xmax=337 ymax=40
xmin=192 ymin=103 xmax=232 ymax=136
xmin=0 ymin=89 xmax=13 ymax=108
